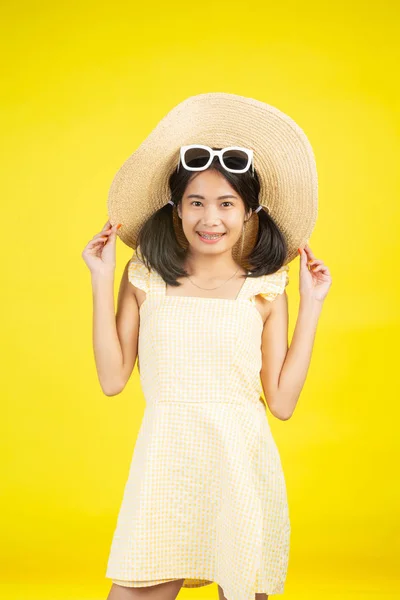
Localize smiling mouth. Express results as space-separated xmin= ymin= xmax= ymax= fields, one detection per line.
xmin=197 ymin=232 xmax=226 ymax=239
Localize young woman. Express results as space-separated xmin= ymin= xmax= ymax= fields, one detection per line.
xmin=82 ymin=94 xmax=331 ymax=600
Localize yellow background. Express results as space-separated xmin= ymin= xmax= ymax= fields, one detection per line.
xmin=2 ymin=1 xmax=399 ymax=599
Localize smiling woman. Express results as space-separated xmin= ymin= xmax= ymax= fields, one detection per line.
xmin=190 ymin=192 xmax=234 ymax=241
xmin=178 ymin=170 xmax=251 ymax=262
xmin=97 ymin=92 xmax=322 ymax=600
xmin=135 ymin=150 xmax=288 ymax=286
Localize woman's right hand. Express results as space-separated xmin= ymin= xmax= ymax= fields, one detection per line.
xmin=81 ymin=219 xmax=122 ymax=277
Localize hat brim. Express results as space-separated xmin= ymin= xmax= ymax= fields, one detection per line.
xmin=108 ymin=92 xmax=318 ymax=265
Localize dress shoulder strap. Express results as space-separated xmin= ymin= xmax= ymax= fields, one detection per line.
xmin=239 ymin=265 xmax=290 ymax=303
xmin=127 ymin=248 xmax=166 ymax=298
xmin=128 ymin=252 xmax=150 ymax=293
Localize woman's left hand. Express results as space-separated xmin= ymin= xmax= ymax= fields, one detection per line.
xmin=298 ymin=244 xmax=332 ymax=303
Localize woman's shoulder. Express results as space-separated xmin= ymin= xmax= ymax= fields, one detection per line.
xmin=248 ymin=264 xmax=290 ymax=302
xmin=127 ymin=250 xmax=151 ymax=294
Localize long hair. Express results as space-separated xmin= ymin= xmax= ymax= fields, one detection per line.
xmin=136 ymin=149 xmax=288 ymax=286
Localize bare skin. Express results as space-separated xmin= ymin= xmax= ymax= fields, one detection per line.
xmin=106 ymin=580 xmax=267 ymax=600
xmin=106 ymin=579 xmax=185 ymax=600
xmin=218 ymin=584 xmax=268 ymax=600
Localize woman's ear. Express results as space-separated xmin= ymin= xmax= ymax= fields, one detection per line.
xmin=244 ymin=208 xmax=253 ymax=223
xmin=177 ymin=203 xmax=182 ymax=219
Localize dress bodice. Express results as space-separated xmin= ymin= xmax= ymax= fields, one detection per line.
xmin=128 ymin=251 xmax=289 ymax=409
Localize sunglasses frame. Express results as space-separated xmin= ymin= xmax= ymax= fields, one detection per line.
xmin=179 ymin=144 xmax=254 ymax=175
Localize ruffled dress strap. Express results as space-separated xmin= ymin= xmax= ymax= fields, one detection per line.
xmin=127 ymin=248 xmax=166 ymax=302
xmin=127 ymin=251 xmax=151 ymax=294
xmin=244 ymin=264 xmax=289 ymax=304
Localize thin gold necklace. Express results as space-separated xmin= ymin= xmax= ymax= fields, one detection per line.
xmin=186 ymin=267 xmax=240 ymax=290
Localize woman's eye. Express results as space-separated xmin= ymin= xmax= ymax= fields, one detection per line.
xmin=190 ymin=201 xmax=233 ymax=207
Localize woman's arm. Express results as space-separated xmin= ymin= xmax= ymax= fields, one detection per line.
xmin=260 ymin=244 xmax=331 ymax=420
xmin=82 ymin=220 xmax=140 ymax=397
xmin=261 ymin=295 xmax=323 ymax=420
xmin=91 ymin=261 xmax=140 ymax=396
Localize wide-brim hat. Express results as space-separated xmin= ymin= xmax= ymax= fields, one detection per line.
xmin=108 ymin=92 xmax=318 ymax=266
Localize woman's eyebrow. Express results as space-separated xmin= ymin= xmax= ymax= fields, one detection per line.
xmin=186 ymin=194 xmax=238 ymax=199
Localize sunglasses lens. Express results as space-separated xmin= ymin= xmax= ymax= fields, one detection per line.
xmin=183 ymin=147 xmax=211 ymax=169
xmin=221 ymin=149 xmax=250 ymax=171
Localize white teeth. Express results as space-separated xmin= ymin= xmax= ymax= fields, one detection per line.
xmin=198 ymin=233 xmax=224 ymax=239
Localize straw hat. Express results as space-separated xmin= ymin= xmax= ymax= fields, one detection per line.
xmin=107 ymin=92 xmax=318 ymax=266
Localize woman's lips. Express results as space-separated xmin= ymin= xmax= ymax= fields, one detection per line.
xmin=196 ymin=232 xmax=226 ymax=244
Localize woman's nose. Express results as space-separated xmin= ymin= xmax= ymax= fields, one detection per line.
xmin=201 ymin=206 xmax=222 ymax=225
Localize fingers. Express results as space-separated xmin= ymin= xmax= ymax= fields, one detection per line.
xmin=84 ymin=225 xmax=111 ymax=250
xmin=92 ymin=237 xmax=108 ymax=245
xmin=311 ymin=264 xmax=330 ymax=275
xmin=93 ymin=222 xmax=120 ymax=242
xmin=307 ymin=258 xmax=324 ymax=270
xmin=93 ymin=231 xmax=111 ymax=242
xmin=298 ymin=247 xmax=307 ymax=267
xmin=84 ymin=222 xmax=121 ymax=253
xmin=86 ymin=236 xmax=108 ymax=249
xmin=304 ymin=244 xmax=317 ymax=260
xmin=300 ymin=244 xmax=322 ymax=269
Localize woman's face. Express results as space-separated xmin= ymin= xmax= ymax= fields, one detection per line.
xmin=177 ymin=169 xmax=252 ymax=253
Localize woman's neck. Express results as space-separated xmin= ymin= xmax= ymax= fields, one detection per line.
xmin=183 ymin=250 xmax=245 ymax=279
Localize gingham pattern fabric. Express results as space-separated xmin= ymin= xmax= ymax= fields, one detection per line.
xmin=106 ymin=251 xmax=291 ymax=600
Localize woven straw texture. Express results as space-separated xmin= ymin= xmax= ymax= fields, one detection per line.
xmin=106 ymin=252 xmax=291 ymax=600
xmin=108 ymin=92 xmax=318 ymax=266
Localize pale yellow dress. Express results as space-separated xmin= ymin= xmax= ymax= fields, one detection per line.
xmin=106 ymin=250 xmax=291 ymax=600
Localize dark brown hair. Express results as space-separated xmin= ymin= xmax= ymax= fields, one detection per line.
xmin=136 ymin=148 xmax=288 ymax=286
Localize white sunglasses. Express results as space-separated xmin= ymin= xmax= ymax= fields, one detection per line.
xmin=178 ymin=144 xmax=254 ymax=175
